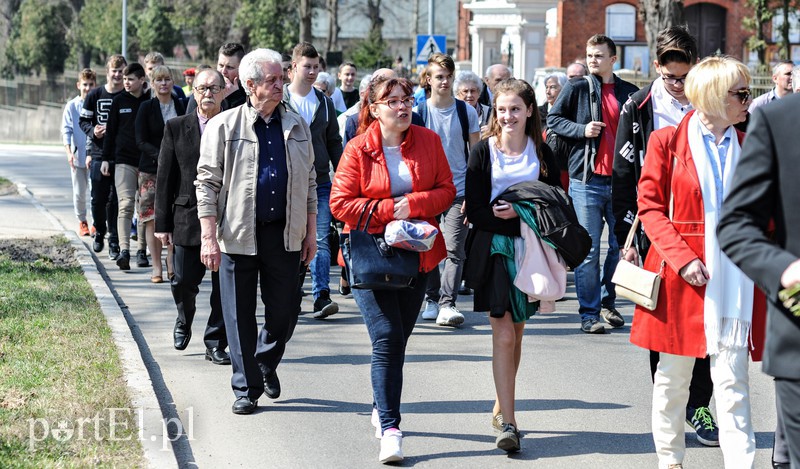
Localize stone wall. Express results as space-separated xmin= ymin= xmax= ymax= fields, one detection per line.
xmin=0 ymin=106 xmax=63 ymax=144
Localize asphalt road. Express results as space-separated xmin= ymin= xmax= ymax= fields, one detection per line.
xmin=0 ymin=144 xmax=779 ymax=468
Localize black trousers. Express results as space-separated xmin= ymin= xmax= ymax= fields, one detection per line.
xmin=776 ymin=378 xmax=800 ymax=468
xmin=219 ymin=221 xmax=302 ymax=399
xmin=650 ymin=351 xmax=713 ymax=409
xmin=171 ymin=245 xmax=226 ymax=349
xmin=90 ymin=161 xmax=118 ymax=243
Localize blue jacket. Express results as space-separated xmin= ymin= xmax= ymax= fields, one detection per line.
xmin=547 ymin=74 xmax=638 ymax=182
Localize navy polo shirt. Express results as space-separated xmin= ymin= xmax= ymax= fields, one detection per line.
xmin=254 ymin=111 xmax=288 ymax=223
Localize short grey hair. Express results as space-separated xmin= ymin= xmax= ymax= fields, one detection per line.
xmin=239 ymin=48 xmax=283 ymax=96
xmin=484 ymin=63 xmax=511 ymax=79
xmin=544 ymin=72 xmax=567 ymax=88
xmin=196 ymin=68 xmax=225 ymax=88
xmin=359 ymin=74 xmax=372 ymax=93
xmin=773 ymin=60 xmax=794 ymax=76
xmin=454 ymin=70 xmax=484 ymax=93
xmin=315 ymin=72 xmax=336 ymax=93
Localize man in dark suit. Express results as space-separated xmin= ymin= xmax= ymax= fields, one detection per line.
xmin=155 ymin=69 xmax=229 ymax=365
xmin=718 ymin=93 xmax=800 ymax=467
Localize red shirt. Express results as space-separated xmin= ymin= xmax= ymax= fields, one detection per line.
xmin=594 ymin=83 xmax=619 ymax=176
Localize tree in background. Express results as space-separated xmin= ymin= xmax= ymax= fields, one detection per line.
xmin=75 ymin=0 xmax=143 ymax=65
xmin=325 ymin=0 xmax=340 ymax=54
xmin=170 ymin=0 xmax=241 ymax=62
xmin=774 ymin=0 xmax=800 ymax=59
xmin=300 ymin=0 xmax=313 ymax=45
xmin=743 ymin=0 xmax=772 ymax=69
xmin=351 ymin=0 xmax=391 ymax=69
xmin=5 ymin=0 xmax=72 ymax=77
xmin=136 ymin=0 xmax=180 ymax=57
xmin=237 ymin=0 xmax=297 ymax=54
xmin=639 ymin=0 xmax=684 ymax=75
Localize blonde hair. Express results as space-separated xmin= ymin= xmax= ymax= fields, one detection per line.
xmin=150 ymin=65 xmax=172 ymax=82
xmin=684 ymin=56 xmax=751 ymax=121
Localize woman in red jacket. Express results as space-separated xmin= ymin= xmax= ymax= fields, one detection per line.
xmin=330 ymin=76 xmax=455 ymax=464
xmin=632 ymin=56 xmax=760 ymax=468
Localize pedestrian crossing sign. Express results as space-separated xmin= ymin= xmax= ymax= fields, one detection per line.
xmin=416 ymin=35 xmax=446 ymax=65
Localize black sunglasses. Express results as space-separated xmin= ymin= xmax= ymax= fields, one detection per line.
xmin=728 ymin=88 xmax=752 ymax=105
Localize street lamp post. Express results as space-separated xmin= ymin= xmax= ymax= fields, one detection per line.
xmin=121 ymin=0 xmax=127 ymax=58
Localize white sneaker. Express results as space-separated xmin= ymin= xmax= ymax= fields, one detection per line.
xmin=436 ymin=305 xmax=465 ymax=326
xmin=421 ymin=300 xmax=439 ymax=320
xmin=379 ymin=428 xmax=403 ymax=463
xmin=371 ymin=407 xmax=381 ymax=439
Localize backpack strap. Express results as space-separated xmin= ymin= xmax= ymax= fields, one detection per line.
xmin=418 ymin=100 xmax=428 ymax=126
xmin=455 ymin=98 xmax=470 ymax=160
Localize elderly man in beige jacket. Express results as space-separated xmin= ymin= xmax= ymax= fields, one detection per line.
xmin=196 ymin=48 xmax=317 ymax=415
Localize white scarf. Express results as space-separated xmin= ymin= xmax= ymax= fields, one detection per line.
xmin=686 ymin=113 xmax=754 ymax=356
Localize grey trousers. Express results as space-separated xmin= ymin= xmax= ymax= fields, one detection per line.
xmin=425 ymin=197 xmax=469 ymax=308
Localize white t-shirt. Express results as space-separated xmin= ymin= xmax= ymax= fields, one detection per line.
xmin=383 ymin=145 xmax=413 ymax=197
xmin=421 ymin=100 xmax=479 ymax=197
xmin=331 ymin=88 xmax=347 ymax=114
xmin=290 ymin=89 xmax=319 ymax=125
xmin=489 ymin=136 xmax=540 ymax=202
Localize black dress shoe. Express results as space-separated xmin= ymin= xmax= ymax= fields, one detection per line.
xmin=205 ymin=347 xmax=231 ymax=365
xmin=173 ymin=323 xmax=192 ymax=350
xmin=261 ymin=367 xmax=281 ymax=399
xmin=232 ymin=396 xmax=258 ymax=415
xmin=93 ymin=236 xmax=104 ymax=253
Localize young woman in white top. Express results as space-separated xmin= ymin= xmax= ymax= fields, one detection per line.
xmin=465 ymin=78 xmax=561 ymax=452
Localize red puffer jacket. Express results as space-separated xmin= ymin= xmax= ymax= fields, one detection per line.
xmin=330 ymin=121 xmax=456 ymax=273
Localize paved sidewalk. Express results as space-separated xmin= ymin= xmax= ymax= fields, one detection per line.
xmin=0 ymin=145 xmax=780 ymax=468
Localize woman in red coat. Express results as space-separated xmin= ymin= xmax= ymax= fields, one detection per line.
xmin=632 ymin=56 xmax=760 ymax=468
xmin=330 ymin=76 xmax=455 ymax=464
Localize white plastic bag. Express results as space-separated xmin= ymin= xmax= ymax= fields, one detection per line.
xmin=384 ymin=219 xmax=438 ymax=252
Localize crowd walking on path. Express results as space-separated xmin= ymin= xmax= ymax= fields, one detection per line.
xmin=58 ymin=26 xmax=800 ymax=467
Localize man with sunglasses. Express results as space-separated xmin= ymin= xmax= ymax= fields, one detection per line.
xmin=612 ymin=26 xmax=724 ymax=448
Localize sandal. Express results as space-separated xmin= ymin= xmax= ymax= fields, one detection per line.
xmin=151 ymin=275 xmax=163 ymax=284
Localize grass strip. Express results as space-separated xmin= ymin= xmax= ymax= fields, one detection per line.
xmin=0 ymin=236 xmax=143 ymax=468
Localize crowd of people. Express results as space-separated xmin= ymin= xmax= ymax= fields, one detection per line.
xmin=59 ymin=28 xmax=800 ymax=467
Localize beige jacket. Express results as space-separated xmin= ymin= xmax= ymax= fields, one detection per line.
xmin=195 ymin=102 xmax=317 ymax=255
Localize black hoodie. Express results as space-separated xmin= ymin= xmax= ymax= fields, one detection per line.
xmin=102 ymin=90 xmax=150 ymax=166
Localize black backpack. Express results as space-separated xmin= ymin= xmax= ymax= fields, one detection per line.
xmin=417 ymin=98 xmax=471 ymax=160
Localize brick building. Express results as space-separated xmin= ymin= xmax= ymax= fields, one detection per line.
xmin=544 ymin=0 xmax=752 ymax=76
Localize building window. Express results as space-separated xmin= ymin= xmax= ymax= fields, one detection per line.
xmin=606 ymin=3 xmax=636 ymax=41
xmin=772 ymin=10 xmax=800 ymax=44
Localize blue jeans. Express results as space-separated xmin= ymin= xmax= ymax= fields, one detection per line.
xmin=569 ymin=176 xmax=618 ymax=321
xmin=310 ymin=182 xmax=332 ymax=299
xmin=352 ymin=272 xmax=429 ymax=433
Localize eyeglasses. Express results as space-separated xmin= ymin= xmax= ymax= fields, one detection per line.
xmin=194 ymin=85 xmax=222 ymax=95
xmin=661 ymin=75 xmax=687 ymax=85
xmin=728 ymin=88 xmax=752 ymax=104
xmin=374 ymin=97 xmax=414 ymax=110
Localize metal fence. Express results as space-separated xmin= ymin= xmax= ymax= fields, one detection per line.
xmin=0 ymin=70 xmax=779 ymax=110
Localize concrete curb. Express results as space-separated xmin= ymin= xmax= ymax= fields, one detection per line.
xmin=15 ymin=182 xmax=181 ymax=468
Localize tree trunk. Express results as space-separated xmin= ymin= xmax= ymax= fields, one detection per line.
xmin=326 ymin=0 xmax=339 ymax=52
xmin=367 ymin=0 xmax=384 ymax=39
xmin=779 ymin=0 xmax=791 ymax=58
xmin=299 ymin=0 xmax=313 ymax=44
xmin=639 ymin=0 xmax=684 ymax=75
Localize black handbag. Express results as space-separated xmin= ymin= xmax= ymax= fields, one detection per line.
xmin=345 ymin=200 xmax=419 ymax=290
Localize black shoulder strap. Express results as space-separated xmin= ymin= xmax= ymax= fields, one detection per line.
xmin=418 ymin=100 xmax=428 ymax=126
xmin=455 ymin=98 xmax=470 ymax=160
